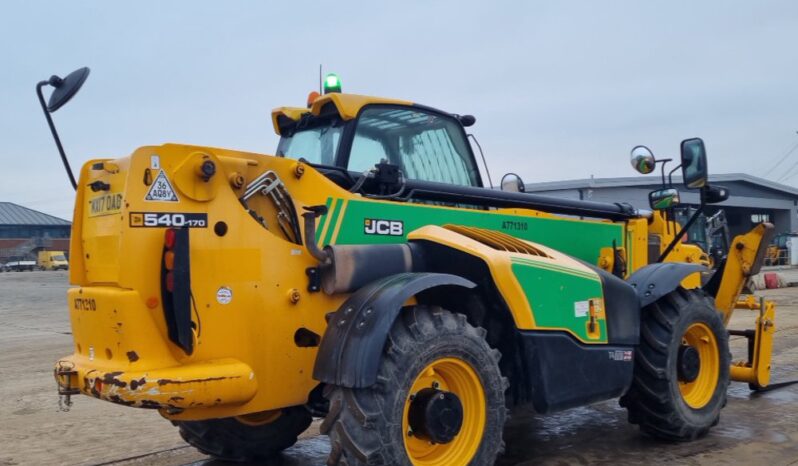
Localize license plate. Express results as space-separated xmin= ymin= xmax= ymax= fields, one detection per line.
xmin=88 ymin=193 xmax=123 ymax=218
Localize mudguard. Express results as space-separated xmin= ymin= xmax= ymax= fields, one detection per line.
xmin=312 ymin=272 xmax=475 ymax=388
xmin=628 ymin=262 xmax=706 ymax=307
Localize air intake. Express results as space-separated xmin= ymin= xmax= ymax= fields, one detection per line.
xmin=443 ymin=225 xmax=549 ymax=257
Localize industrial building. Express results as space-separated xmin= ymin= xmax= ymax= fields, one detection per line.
xmin=524 ymin=173 xmax=798 ymax=239
xmin=0 ymin=202 xmax=71 ymax=261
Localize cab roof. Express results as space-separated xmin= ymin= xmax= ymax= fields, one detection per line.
xmin=271 ymin=93 xmax=413 ymax=136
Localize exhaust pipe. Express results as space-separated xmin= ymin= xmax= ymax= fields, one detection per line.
xmin=303 ymin=205 xmax=419 ymax=294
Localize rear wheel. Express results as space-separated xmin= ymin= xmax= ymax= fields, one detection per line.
xmin=175 ymin=405 xmax=312 ymax=462
xmin=322 ymin=305 xmax=507 ymax=465
xmin=621 ymin=288 xmax=729 ymax=440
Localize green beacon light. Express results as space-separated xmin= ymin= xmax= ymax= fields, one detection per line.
xmin=323 ymin=73 xmax=342 ymax=94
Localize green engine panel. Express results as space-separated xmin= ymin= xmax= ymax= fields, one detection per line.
xmin=320 ymin=198 xmax=624 ymax=265
xmin=511 ymin=257 xmax=606 ymax=342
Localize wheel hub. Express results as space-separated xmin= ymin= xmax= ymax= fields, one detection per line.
xmin=407 ymin=388 xmax=464 ymax=444
xmin=677 ymin=344 xmax=701 ymax=383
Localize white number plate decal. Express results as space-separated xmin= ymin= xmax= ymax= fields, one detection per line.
xmin=129 ymin=212 xmax=208 ymax=228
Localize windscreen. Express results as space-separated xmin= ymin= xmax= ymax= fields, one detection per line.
xmin=276 ymin=123 xmax=343 ymax=166
xmin=349 ymin=107 xmax=480 ymax=186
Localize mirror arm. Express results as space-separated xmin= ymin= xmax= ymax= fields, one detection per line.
xmin=655 ymin=158 xmax=672 ymax=187
xmin=37 ymin=81 xmax=77 ymax=190
xmin=667 ymin=164 xmax=681 ymax=187
xmin=468 ymin=133 xmax=493 ymax=189
xmin=658 ymin=195 xmax=705 ymax=263
xmin=665 ymin=164 xmax=682 ymax=236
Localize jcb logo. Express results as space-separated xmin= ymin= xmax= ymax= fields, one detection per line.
xmin=364 ymin=218 xmax=404 ymax=236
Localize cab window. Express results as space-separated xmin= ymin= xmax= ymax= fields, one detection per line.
xmin=348 ymin=107 xmax=480 ymax=186
xmin=276 ymin=123 xmax=343 ymax=166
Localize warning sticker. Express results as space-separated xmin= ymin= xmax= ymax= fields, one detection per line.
xmin=145 ymin=171 xmax=178 ymax=202
xmin=216 ymin=287 xmax=232 ymax=305
xmin=574 ymin=300 xmax=589 ymax=318
xmin=609 ymin=350 xmax=633 ymax=362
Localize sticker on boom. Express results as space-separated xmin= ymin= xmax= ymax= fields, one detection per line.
xmin=130 ymin=212 xmax=208 ymax=228
xmin=145 ymin=170 xmax=178 ymax=202
xmin=364 ymin=218 xmax=403 ymax=236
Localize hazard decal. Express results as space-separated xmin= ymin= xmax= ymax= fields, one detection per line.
xmin=145 ymin=170 xmax=178 ymax=202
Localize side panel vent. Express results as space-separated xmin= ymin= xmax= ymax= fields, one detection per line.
xmin=443 ymin=224 xmax=549 ymax=257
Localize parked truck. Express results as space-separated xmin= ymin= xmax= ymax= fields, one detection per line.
xmin=38 ymin=250 xmax=69 ymax=271
xmin=5 ymin=260 xmax=37 ymax=272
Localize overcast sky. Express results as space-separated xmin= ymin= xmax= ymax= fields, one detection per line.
xmin=2 ymin=1 xmax=797 ymax=220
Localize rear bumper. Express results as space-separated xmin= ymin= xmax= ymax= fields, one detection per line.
xmin=57 ymin=285 xmax=258 ymax=411
xmin=55 ymin=355 xmax=257 ymax=410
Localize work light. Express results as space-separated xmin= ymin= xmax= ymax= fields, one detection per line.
xmin=323 ymin=73 xmax=342 ymax=94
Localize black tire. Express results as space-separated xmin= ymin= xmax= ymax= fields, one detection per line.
xmin=175 ymin=405 xmax=312 ymax=462
xmin=621 ymin=288 xmax=730 ymax=440
xmin=322 ymin=305 xmax=507 ymax=465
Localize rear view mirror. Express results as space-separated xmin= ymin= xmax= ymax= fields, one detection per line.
xmin=681 ymin=138 xmax=708 ymax=189
xmin=649 ymin=188 xmax=680 ymax=210
xmin=630 ymin=145 xmax=656 ymax=174
xmin=458 ymin=115 xmax=476 ymax=127
xmin=500 ymin=173 xmax=525 ymax=193
xmin=46 ymin=67 xmax=90 ymax=112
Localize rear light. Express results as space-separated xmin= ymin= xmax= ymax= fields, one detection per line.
xmin=164 ymin=251 xmax=175 ymax=270
xmin=165 ymin=271 xmax=175 ymax=292
xmin=164 ymin=229 xmax=177 ymax=249
xmin=161 ymin=228 xmax=193 ymax=355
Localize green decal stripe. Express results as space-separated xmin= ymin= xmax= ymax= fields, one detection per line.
xmin=322 ymin=198 xmax=342 ymax=246
xmin=330 ymin=199 xmax=349 ymax=244
xmin=316 ymin=197 xmax=334 ymax=246
xmin=511 ymin=258 xmax=598 ymax=281
xmin=511 ymin=257 xmax=599 ymax=282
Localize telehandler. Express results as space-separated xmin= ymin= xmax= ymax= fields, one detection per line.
xmin=42 ymin=68 xmax=776 ymax=465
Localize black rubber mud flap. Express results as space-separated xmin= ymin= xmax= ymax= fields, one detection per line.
xmin=627 ymin=262 xmax=706 ymax=308
xmin=313 ymin=272 xmax=475 ymax=388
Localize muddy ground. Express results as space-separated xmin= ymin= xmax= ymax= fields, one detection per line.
xmin=0 ymin=271 xmax=796 ymax=466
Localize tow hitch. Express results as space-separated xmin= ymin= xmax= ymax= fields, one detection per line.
xmin=55 ymin=361 xmax=79 ymax=412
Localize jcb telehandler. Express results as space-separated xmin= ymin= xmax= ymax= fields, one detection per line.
xmin=43 ymin=68 xmax=775 ymax=465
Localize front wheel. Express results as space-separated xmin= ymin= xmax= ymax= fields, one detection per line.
xmin=322 ymin=305 xmax=507 ymax=465
xmin=621 ymin=288 xmax=730 ymax=440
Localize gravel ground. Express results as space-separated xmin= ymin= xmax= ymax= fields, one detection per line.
xmin=0 ymin=271 xmax=796 ymax=466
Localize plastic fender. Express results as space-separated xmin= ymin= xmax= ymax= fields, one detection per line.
xmin=312 ymin=272 xmax=475 ymax=388
xmin=628 ymin=263 xmax=707 ymax=307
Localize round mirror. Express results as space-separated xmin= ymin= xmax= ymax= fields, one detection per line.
xmin=47 ymin=67 xmax=90 ymax=113
xmin=500 ymin=173 xmax=525 ymax=193
xmin=630 ymin=145 xmax=656 ymax=174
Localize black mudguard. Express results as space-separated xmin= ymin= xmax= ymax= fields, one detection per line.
xmin=312 ymin=272 xmax=475 ymax=388
xmin=628 ymin=262 xmax=706 ymax=307
xmin=519 ymin=331 xmax=634 ymax=413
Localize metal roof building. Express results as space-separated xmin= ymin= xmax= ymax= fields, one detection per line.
xmin=0 ymin=202 xmax=72 ymax=227
xmin=524 ymin=173 xmax=798 ymax=238
xmin=0 ymin=202 xmax=71 ymax=261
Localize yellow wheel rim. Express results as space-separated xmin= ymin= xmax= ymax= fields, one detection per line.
xmin=678 ymin=323 xmax=719 ymax=409
xmin=235 ymin=409 xmax=282 ymax=426
xmin=402 ymin=357 xmax=486 ymax=466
